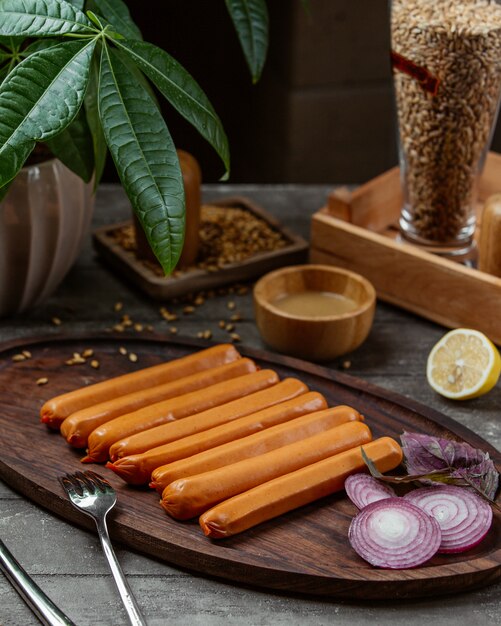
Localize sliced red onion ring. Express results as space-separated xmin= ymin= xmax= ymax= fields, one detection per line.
xmin=345 ymin=473 xmax=397 ymax=509
xmin=403 ymin=485 xmax=493 ymax=553
xmin=348 ymin=497 xmax=441 ymax=569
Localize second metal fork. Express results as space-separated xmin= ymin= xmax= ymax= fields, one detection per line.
xmin=59 ymin=471 xmax=147 ymax=626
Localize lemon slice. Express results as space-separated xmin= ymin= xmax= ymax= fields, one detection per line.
xmin=426 ymin=328 xmax=501 ymax=400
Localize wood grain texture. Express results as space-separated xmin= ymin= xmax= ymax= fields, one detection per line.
xmin=310 ymin=152 xmax=501 ymax=344
xmin=0 ymin=334 xmax=499 ymax=600
xmin=478 ymin=194 xmax=501 ymax=276
xmin=310 ymin=221 xmax=501 ymax=344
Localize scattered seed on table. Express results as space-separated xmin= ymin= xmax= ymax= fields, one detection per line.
xmin=160 ymin=308 xmax=178 ymax=322
xmin=51 ymin=317 xmax=62 ymax=326
xmin=82 ymin=349 xmax=94 ymax=358
xmin=129 ymin=353 xmax=138 ymax=363
xmin=22 ymin=350 xmax=32 ymax=358
xmin=113 ymin=324 xmax=125 ymax=332
xmin=183 ymin=306 xmax=195 ymax=315
xmin=218 ymin=320 xmax=226 ymax=329
xmin=90 ymin=360 xmax=100 ymax=369
xmin=225 ymin=323 xmax=235 ymax=332
xmin=342 ymin=360 xmax=352 ymax=370
xmin=169 ymin=327 xmax=178 ymax=334
xmin=36 ymin=377 xmax=48 ymax=386
xmin=227 ymin=301 xmax=236 ymax=310
xmin=134 ymin=323 xmax=144 ymax=332
xmin=194 ymin=295 xmax=205 ymax=306
xmin=230 ymin=313 xmax=242 ymax=322
xmin=114 ymin=302 xmax=123 ymax=312
xmin=119 ymin=346 xmax=127 ymax=355
xmin=146 ymin=325 xmax=154 ymax=332
xmin=230 ymin=333 xmax=241 ymax=342
xmin=12 ymin=354 xmax=26 ymax=362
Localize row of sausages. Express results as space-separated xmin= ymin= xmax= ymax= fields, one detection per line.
xmin=41 ymin=344 xmax=403 ymax=537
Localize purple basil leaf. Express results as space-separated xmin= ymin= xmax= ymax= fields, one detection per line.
xmin=401 ymin=431 xmax=499 ymax=500
xmin=361 ymin=447 xmax=451 ymax=484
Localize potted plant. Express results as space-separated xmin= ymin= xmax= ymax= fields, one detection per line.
xmin=0 ymin=0 xmax=269 ymax=314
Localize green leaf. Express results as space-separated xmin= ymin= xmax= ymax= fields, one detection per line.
xmin=0 ymin=0 xmax=95 ymax=37
xmin=45 ymin=106 xmax=94 ymax=182
xmin=86 ymin=9 xmax=106 ymax=30
xmin=0 ymin=38 xmax=97 ymax=187
xmin=67 ymin=0 xmax=85 ymax=9
xmin=112 ymin=46 xmax=159 ymax=108
xmin=19 ymin=38 xmax=61 ymax=57
xmin=88 ymin=0 xmax=142 ymax=40
xmin=225 ymin=0 xmax=269 ymax=83
xmin=115 ymin=38 xmax=230 ymax=177
xmin=0 ymin=65 xmax=9 ymax=85
xmin=85 ymin=53 xmax=107 ymax=189
xmin=98 ymin=45 xmax=185 ymax=273
xmin=0 ymin=36 xmax=25 ymax=50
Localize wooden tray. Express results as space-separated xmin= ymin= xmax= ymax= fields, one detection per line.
xmin=93 ymin=196 xmax=308 ymax=299
xmin=0 ymin=334 xmax=500 ymax=600
xmin=310 ymin=152 xmax=501 ymax=345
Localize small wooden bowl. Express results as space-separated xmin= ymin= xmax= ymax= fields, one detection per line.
xmin=253 ymin=265 xmax=376 ymax=361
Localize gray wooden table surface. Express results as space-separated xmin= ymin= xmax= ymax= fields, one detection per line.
xmin=1 ymin=184 xmax=500 ymax=626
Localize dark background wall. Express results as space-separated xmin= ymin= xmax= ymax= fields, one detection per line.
xmin=114 ymin=0 xmax=501 ymax=185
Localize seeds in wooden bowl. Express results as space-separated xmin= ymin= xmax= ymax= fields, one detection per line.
xmin=110 ymin=204 xmax=288 ymax=276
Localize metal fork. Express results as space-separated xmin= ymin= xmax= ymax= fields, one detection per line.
xmin=59 ymin=471 xmax=147 ymax=626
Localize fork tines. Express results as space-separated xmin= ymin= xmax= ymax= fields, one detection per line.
xmin=59 ymin=470 xmax=113 ymax=496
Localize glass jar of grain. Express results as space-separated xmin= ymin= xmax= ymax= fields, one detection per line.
xmin=391 ymin=0 xmax=501 ymax=258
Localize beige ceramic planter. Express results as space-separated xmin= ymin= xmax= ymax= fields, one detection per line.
xmin=0 ymin=159 xmax=95 ymax=317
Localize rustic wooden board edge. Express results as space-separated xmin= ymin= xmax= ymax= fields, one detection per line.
xmin=6 ymin=447 xmax=497 ymax=601
xmin=92 ymin=196 xmax=309 ymax=300
xmin=2 ymin=458 xmax=500 ymax=601
xmin=0 ymin=333 xmax=500 ymax=600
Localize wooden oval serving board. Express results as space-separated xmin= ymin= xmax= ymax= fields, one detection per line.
xmin=0 ymin=334 xmax=499 ymax=600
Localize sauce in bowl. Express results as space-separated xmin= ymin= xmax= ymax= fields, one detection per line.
xmin=272 ymin=291 xmax=358 ymax=317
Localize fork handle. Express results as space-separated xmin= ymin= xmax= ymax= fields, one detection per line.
xmin=0 ymin=539 xmax=76 ymax=626
xmin=96 ymin=518 xmax=147 ymax=626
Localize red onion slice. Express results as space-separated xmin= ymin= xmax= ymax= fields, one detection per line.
xmin=403 ymin=485 xmax=493 ymax=553
xmin=345 ymin=473 xmax=397 ymax=509
xmin=348 ymin=497 xmax=441 ymax=569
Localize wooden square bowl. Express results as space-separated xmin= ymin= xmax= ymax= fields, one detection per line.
xmin=253 ymin=264 xmax=376 ymax=361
